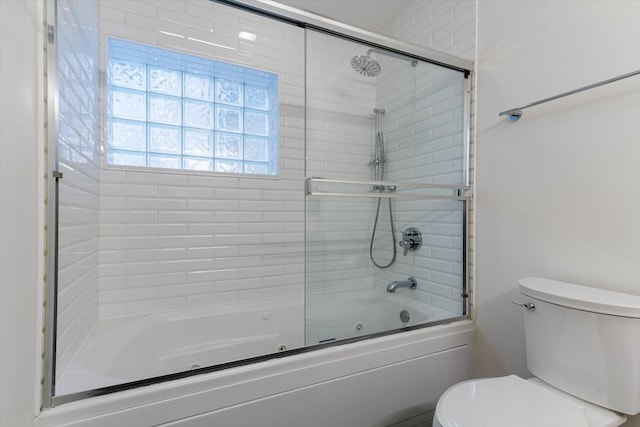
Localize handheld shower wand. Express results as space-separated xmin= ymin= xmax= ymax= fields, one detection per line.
xmin=369 ymin=108 xmax=397 ymax=269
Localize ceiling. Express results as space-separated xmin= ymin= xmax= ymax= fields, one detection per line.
xmin=273 ymin=0 xmax=414 ymax=32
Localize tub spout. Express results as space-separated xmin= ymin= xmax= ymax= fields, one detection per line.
xmin=386 ymin=277 xmax=417 ymax=293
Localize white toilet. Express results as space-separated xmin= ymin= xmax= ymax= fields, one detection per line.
xmin=433 ymin=277 xmax=640 ymax=427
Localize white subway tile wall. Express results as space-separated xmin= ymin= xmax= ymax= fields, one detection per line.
xmin=378 ymin=0 xmax=475 ymax=312
xmin=304 ymin=23 xmax=469 ymax=314
xmin=372 ymin=58 xmax=466 ymax=312
xmin=305 ymin=30 xmax=378 ymax=295
xmin=93 ymin=0 xmax=473 ymax=321
xmin=56 ymin=0 xmax=101 ymax=381
xmin=379 ymin=0 xmax=476 ymax=62
xmin=98 ymin=0 xmax=305 ymax=317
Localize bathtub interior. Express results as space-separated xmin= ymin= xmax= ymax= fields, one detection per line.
xmin=56 ymin=290 xmax=459 ymax=395
xmin=57 ymin=298 xmax=305 ymax=395
xmin=305 ymin=291 xmax=458 ymax=344
xmin=50 ymin=0 xmax=469 ymax=402
xmin=56 ymin=261 xmax=465 ymax=397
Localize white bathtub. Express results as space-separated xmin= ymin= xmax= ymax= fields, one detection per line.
xmin=46 ymin=295 xmax=472 ymax=427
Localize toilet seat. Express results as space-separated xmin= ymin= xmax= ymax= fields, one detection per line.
xmin=433 ymin=375 xmax=626 ymax=427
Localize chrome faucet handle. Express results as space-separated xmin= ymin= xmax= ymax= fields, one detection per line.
xmin=398 ymin=239 xmax=414 ymax=256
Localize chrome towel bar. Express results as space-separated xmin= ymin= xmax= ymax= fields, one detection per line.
xmin=499 ymin=69 xmax=640 ymax=122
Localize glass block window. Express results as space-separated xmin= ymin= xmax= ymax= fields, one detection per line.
xmin=106 ymin=39 xmax=279 ymax=175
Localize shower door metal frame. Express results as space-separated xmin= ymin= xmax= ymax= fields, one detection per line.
xmin=43 ymin=0 xmax=60 ymax=410
xmin=42 ymin=0 xmax=474 ymax=407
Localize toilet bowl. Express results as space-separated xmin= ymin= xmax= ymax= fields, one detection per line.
xmin=433 ymin=277 xmax=640 ymax=427
xmin=433 ymin=375 xmax=626 ymax=427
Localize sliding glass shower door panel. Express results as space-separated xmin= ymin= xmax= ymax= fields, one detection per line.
xmin=304 ymin=28 xmax=468 ymax=345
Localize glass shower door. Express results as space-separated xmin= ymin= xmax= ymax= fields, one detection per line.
xmin=304 ymin=29 xmax=470 ymax=345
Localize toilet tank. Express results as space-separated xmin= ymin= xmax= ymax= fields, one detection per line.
xmin=519 ymin=277 xmax=640 ymax=415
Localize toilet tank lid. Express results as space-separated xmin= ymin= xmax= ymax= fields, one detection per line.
xmin=519 ymin=277 xmax=640 ymax=318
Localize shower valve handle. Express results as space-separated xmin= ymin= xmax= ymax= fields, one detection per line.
xmin=399 ymin=227 xmax=422 ymax=256
xmin=399 ymin=239 xmax=417 ymax=256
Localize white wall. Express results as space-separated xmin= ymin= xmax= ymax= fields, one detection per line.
xmin=0 ymin=1 xmax=43 ymax=426
xmin=475 ymin=1 xmax=640 ymax=424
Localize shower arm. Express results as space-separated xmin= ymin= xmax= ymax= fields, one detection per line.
xmin=366 ymin=48 xmax=418 ymax=67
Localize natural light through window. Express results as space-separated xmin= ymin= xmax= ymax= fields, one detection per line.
xmin=106 ymin=38 xmax=279 ymax=175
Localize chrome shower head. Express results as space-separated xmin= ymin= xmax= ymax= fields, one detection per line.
xmin=351 ymin=48 xmax=417 ymax=77
xmin=350 ymin=54 xmax=381 ymax=77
